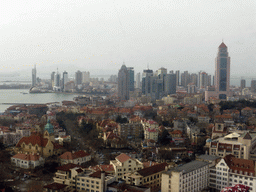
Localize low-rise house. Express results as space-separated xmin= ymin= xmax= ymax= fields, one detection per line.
xmin=59 ymin=150 xmax=91 ymax=165
xmin=11 ymin=153 xmax=45 ymax=169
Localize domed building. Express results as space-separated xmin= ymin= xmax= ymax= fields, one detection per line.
xmin=15 ymin=120 xmax=63 ymax=158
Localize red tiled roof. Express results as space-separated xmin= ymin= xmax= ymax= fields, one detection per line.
xmin=59 ymin=150 xmax=90 ymax=160
xmin=143 ymin=161 xmax=158 ymax=168
xmin=12 ymin=153 xmax=41 ymax=161
xmin=16 ymin=134 xmax=48 ymax=147
xmin=89 ymin=171 xmax=108 ymax=178
xmin=116 ymin=153 xmax=131 ymax=163
xmin=43 ymin=183 xmax=68 ymax=190
xmin=56 ymin=163 xmax=83 ymax=171
xmin=52 ymin=142 xmax=63 ymax=149
xmin=90 ymin=164 xmax=114 ymax=172
xmin=224 ymin=155 xmax=255 ymax=176
xmin=137 ymin=163 xmax=168 ymax=177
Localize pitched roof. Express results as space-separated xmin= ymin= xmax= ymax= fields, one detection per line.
xmin=137 ymin=163 xmax=168 ymax=177
xmin=90 ymin=164 xmax=114 ymax=172
xmin=116 ymin=153 xmax=131 ymax=163
xmin=243 ymin=132 xmax=252 ymax=140
xmin=16 ymin=134 xmax=48 ymax=147
xmin=219 ymin=42 xmax=227 ymax=48
xmin=59 ymin=150 xmax=90 ymax=160
xmin=12 ymin=153 xmax=41 ymax=161
xmin=224 ymin=155 xmax=255 ymax=176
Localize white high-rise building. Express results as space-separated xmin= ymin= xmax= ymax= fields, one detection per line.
xmin=82 ymin=71 xmax=90 ymax=83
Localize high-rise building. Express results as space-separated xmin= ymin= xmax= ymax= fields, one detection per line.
xmin=136 ymin=72 xmax=140 ymax=89
xmin=190 ymin=73 xmax=198 ymax=87
xmin=54 ymin=72 xmax=61 ymax=87
xmin=82 ymin=71 xmax=90 ymax=83
xmin=142 ymin=69 xmax=153 ymax=95
xmin=208 ymin=75 xmax=211 ymax=86
xmin=62 ymin=71 xmax=68 ymax=90
xmin=32 ymin=65 xmax=36 ymax=87
xmin=199 ymin=72 xmax=208 ymax=88
xmin=51 ymin=72 xmax=55 ymax=88
xmin=181 ymin=71 xmax=189 ymax=88
xmin=214 ymin=42 xmax=230 ymax=99
xmin=164 ymin=74 xmax=176 ymax=95
xmin=127 ymin=67 xmax=134 ymax=92
xmin=118 ymin=64 xmax=129 ymax=100
xmin=251 ymin=80 xmax=256 ymax=93
xmin=75 ymin=70 xmax=83 ymax=86
xmin=175 ymin=70 xmax=180 ymax=86
xmin=241 ymin=79 xmax=246 ymax=89
xmin=205 ymin=42 xmax=231 ymax=101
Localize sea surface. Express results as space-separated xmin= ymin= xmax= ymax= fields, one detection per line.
xmin=0 ymin=89 xmax=80 ymax=112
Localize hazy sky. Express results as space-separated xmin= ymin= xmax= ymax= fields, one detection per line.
xmin=0 ymin=0 xmax=255 ymax=81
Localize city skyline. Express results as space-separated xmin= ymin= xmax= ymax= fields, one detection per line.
xmin=0 ymin=0 xmax=255 ymax=80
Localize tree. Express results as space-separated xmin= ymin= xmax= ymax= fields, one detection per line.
xmin=158 ymin=129 xmax=171 ymax=145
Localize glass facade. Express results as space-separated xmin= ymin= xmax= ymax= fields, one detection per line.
xmin=219 ymin=58 xmax=227 ymax=91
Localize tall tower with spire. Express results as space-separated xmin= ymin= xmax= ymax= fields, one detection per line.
xmin=205 ymin=42 xmax=231 ymax=101
xmin=215 ymin=42 xmax=230 ymax=99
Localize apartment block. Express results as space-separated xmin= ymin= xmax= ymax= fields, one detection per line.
xmin=161 ymin=160 xmax=209 ymax=192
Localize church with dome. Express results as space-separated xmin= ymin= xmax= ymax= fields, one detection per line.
xmin=15 ymin=120 xmax=63 ymax=158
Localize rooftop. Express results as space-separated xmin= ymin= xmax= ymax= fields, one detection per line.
xmin=168 ymin=160 xmax=209 ymax=174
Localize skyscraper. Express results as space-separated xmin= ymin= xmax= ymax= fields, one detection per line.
xmin=32 ymin=65 xmax=36 ymax=87
xmin=164 ymin=73 xmax=176 ymax=95
xmin=127 ymin=67 xmax=134 ymax=91
xmin=82 ymin=71 xmax=90 ymax=83
xmin=251 ymin=80 xmax=256 ymax=93
xmin=241 ymin=79 xmax=246 ymax=89
xmin=62 ymin=71 xmax=68 ymax=90
xmin=75 ymin=70 xmax=83 ymax=86
xmin=136 ymin=72 xmax=141 ymax=89
xmin=142 ymin=69 xmax=153 ymax=95
xmin=175 ymin=70 xmax=180 ymax=86
xmin=199 ymin=72 xmax=208 ymax=89
xmin=118 ymin=64 xmax=129 ymax=100
xmin=205 ymin=42 xmax=231 ymax=101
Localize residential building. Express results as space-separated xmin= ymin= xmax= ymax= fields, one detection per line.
xmin=176 ymin=70 xmax=180 ymax=86
xmin=209 ymin=155 xmax=256 ymax=191
xmin=110 ymin=153 xmax=143 ymax=181
xmin=123 ymin=163 xmax=168 ymax=192
xmin=164 ymin=73 xmax=176 ymax=95
xmin=59 ymin=150 xmax=91 ymax=165
xmin=161 ymin=160 xmax=209 ymax=192
xmin=208 ymin=132 xmax=256 ymax=160
xmin=43 ymin=183 xmax=70 ymax=192
xmin=117 ymin=122 xmax=143 ymax=140
xmin=11 ymin=153 xmax=45 ymax=169
xmin=141 ymin=120 xmax=159 ymax=142
xmin=107 ymin=182 xmax=150 ymax=192
xmin=199 ymin=72 xmax=208 ymax=89
xmin=118 ymin=64 xmax=129 ymax=100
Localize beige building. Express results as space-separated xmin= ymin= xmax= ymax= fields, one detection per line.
xmin=161 ymin=160 xmax=209 ymax=192
xmin=123 ymin=163 xmax=168 ymax=192
xmin=110 ymin=153 xmax=143 ymax=181
xmin=141 ymin=120 xmax=159 ymax=142
xmin=207 ymin=132 xmax=256 ymax=160
xmin=53 ymin=163 xmax=116 ymax=192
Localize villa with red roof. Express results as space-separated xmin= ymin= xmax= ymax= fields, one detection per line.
xmin=59 ymin=150 xmax=91 ymax=165
xmin=11 ymin=153 xmax=45 ymax=169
